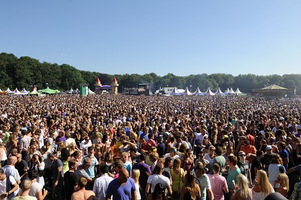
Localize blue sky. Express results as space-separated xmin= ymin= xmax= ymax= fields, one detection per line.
xmin=1 ymin=0 xmax=300 ymax=76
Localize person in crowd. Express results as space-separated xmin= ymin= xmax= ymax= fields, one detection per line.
xmin=273 ymin=173 xmax=289 ymax=198
xmin=28 ymin=170 xmax=48 ymax=200
xmin=71 ymin=177 xmax=96 ymax=200
xmin=170 ymin=158 xmax=185 ymax=199
xmin=48 ymin=153 xmax=64 ymax=200
xmin=209 ymin=163 xmax=228 ymax=200
xmin=194 ymin=162 xmax=214 ymax=200
xmin=106 ymin=167 xmax=137 ymax=200
xmin=237 ymin=151 xmax=252 ymax=184
xmin=252 ymin=169 xmax=274 ymax=200
xmin=12 ymin=180 xmax=37 ymax=200
xmin=146 ymin=163 xmax=172 ymax=199
xmin=2 ymin=156 xmax=21 ymax=199
xmin=0 ymin=168 xmax=19 ymax=200
xmin=132 ymin=169 xmax=141 ymax=200
xmin=226 ymin=155 xmax=241 ymax=196
xmin=180 ymin=171 xmax=201 ymax=200
xmin=93 ymin=164 xmax=114 ymax=200
xmin=64 ymin=159 xmax=79 ymax=200
xmin=231 ymin=174 xmax=252 ymax=200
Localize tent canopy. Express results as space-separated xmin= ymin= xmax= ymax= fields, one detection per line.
xmin=38 ymin=87 xmax=60 ymax=94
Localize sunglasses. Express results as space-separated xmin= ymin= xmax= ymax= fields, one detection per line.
xmin=239 ymin=154 xmax=246 ymax=156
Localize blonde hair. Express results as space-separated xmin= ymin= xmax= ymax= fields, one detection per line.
xmin=236 ymin=174 xmax=251 ymax=199
xmin=278 ymin=173 xmax=289 ymax=191
xmin=257 ymin=170 xmax=273 ymax=195
xmin=132 ymin=169 xmax=140 ymax=183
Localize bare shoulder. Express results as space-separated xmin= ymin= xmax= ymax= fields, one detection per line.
xmin=85 ymin=190 xmax=96 ymax=200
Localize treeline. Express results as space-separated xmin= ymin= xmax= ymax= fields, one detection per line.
xmin=0 ymin=52 xmax=300 ymax=94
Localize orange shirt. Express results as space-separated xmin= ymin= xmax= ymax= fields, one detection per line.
xmin=240 ymin=145 xmax=256 ymax=163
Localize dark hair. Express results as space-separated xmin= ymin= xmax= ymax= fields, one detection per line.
xmin=68 ymin=159 xmax=77 ymax=168
xmin=139 ymin=152 xmax=146 ymax=161
xmin=28 ymin=170 xmax=39 ymax=180
xmin=99 ymin=164 xmax=109 ymax=174
xmin=212 ymin=163 xmax=220 ymax=173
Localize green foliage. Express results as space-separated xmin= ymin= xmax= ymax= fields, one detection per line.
xmin=0 ymin=52 xmax=300 ymax=94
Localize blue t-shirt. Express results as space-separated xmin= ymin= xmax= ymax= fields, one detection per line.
xmin=279 ymin=149 xmax=289 ymax=169
xmin=106 ymin=177 xmax=136 ymax=200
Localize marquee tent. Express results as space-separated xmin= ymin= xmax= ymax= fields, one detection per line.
xmin=204 ymin=87 xmax=215 ymax=96
xmin=183 ymin=87 xmax=192 ymax=96
xmin=215 ymin=88 xmax=225 ymax=96
xmin=194 ymin=87 xmax=204 ymax=96
xmin=38 ymin=87 xmax=60 ymax=94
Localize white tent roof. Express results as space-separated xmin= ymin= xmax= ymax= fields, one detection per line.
xmin=194 ymin=87 xmax=204 ymax=96
xmin=13 ymin=88 xmax=20 ymax=93
xmin=215 ymin=87 xmax=225 ymax=96
xmin=204 ymin=87 xmax=215 ymax=96
xmin=73 ymin=88 xmax=80 ymax=94
xmin=171 ymin=87 xmax=183 ymax=96
xmin=183 ymin=87 xmax=192 ymax=96
xmin=235 ymin=88 xmax=242 ymax=94
xmin=228 ymin=88 xmax=235 ymax=94
xmin=88 ymin=88 xmax=95 ymax=95
xmin=6 ymin=88 xmax=12 ymax=93
xmin=21 ymin=88 xmax=29 ymax=94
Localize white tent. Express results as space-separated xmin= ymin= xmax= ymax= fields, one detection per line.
xmin=20 ymin=88 xmax=29 ymax=95
xmin=0 ymin=88 xmax=2 ymax=92
xmin=183 ymin=87 xmax=192 ymax=96
xmin=194 ymin=87 xmax=204 ymax=96
xmin=73 ymin=88 xmax=80 ymax=94
xmin=235 ymin=88 xmax=243 ymax=96
xmin=6 ymin=88 xmax=12 ymax=93
xmin=215 ymin=87 xmax=225 ymax=96
xmin=66 ymin=88 xmax=74 ymax=94
xmin=204 ymin=87 xmax=215 ymax=96
xmin=228 ymin=88 xmax=235 ymax=95
xmin=171 ymin=87 xmax=183 ymax=96
xmin=88 ymin=88 xmax=95 ymax=95
xmin=224 ymin=88 xmax=230 ymax=94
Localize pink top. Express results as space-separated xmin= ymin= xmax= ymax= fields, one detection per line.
xmin=208 ymin=174 xmax=228 ymax=200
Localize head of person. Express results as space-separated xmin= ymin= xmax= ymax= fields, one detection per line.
xmin=99 ymin=164 xmax=110 ymax=175
xmin=8 ymin=156 xmax=18 ymax=165
xmin=164 ymin=157 xmax=173 ymax=168
xmin=184 ymin=171 xmax=197 ymax=187
xmin=277 ymin=173 xmax=289 ymax=189
xmin=0 ymin=168 xmax=5 ymax=181
xmin=172 ymin=158 xmax=182 ymax=170
xmin=78 ymin=177 xmax=88 ymax=189
xmin=113 ymin=159 xmax=124 ymax=173
xmin=118 ymin=167 xmax=129 ymax=184
xmin=28 ymin=170 xmax=39 ymax=180
xmin=236 ymin=174 xmax=249 ymax=197
xmin=238 ymin=151 xmax=246 ymax=162
xmin=21 ymin=179 xmax=32 ymax=191
xmin=132 ymin=169 xmax=140 ymax=183
xmin=194 ymin=162 xmax=206 ymax=178
xmin=68 ymin=159 xmax=78 ymax=170
xmin=153 ymin=162 xmax=164 ymax=174
xmin=256 ymin=170 xmax=273 ymax=195
xmin=227 ymin=155 xmax=238 ymax=167
xmin=121 ymin=152 xmax=130 ymax=162
xmin=83 ymin=157 xmax=92 ymax=170
xmin=88 ymin=146 xmax=95 ymax=156
xmin=212 ymin=163 xmax=220 ymax=174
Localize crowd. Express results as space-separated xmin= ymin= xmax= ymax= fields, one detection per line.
xmin=0 ymin=94 xmax=301 ymax=200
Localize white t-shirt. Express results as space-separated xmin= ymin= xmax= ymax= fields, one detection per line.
xmin=147 ymin=174 xmax=170 ymax=193
xmin=29 ymin=181 xmax=43 ymax=198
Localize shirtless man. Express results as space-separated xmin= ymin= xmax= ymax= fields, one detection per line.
xmin=71 ymin=177 xmax=96 ymax=200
